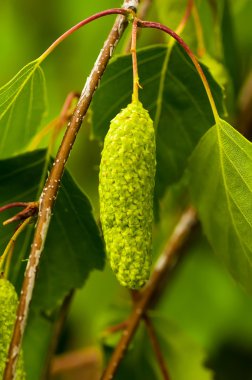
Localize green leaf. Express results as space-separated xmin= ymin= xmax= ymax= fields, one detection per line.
xmin=0 ymin=60 xmax=47 ymax=159
xmin=91 ymin=44 xmax=224 ymax=199
xmin=157 ymin=230 xmax=252 ymax=351
xmin=150 ymin=314 xmax=213 ymax=380
xmin=0 ymin=150 xmax=105 ymax=310
xmin=188 ymin=119 xmax=252 ymax=293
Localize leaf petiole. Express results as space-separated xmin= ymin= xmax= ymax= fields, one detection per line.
xmin=38 ymin=8 xmax=131 ymax=63
xmin=0 ymin=217 xmax=33 ymax=273
xmin=138 ymin=19 xmax=220 ymax=124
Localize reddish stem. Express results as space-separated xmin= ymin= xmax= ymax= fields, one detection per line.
xmin=104 ymin=321 xmax=128 ymax=335
xmin=59 ymin=92 xmax=80 ymax=123
xmin=137 ymin=19 xmax=219 ymax=123
xmin=2 ymin=202 xmax=38 ymax=226
xmin=49 ymin=91 xmax=80 ymax=150
xmin=0 ymin=203 xmax=29 ymax=213
xmin=175 ymin=0 xmax=194 ymax=35
xmin=39 ymin=9 xmax=131 ymax=61
xmin=192 ymin=3 xmax=206 ymax=57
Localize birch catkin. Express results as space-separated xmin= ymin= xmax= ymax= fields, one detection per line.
xmin=0 ymin=277 xmax=26 ymax=379
xmin=99 ymin=101 xmax=156 ymax=289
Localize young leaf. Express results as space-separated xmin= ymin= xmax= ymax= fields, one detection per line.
xmin=0 ymin=60 xmax=47 ymax=159
xmin=188 ymin=119 xmax=252 ymax=293
xmin=0 ymin=150 xmax=105 ymax=310
xmin=91 ymin=44 xmax=224 ymax=200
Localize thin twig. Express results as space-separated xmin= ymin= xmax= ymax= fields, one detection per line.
xmin=175 ymin=0 xmax=194 ymax=36
xmin=27 ymin=91 xmax=80 ymax=152
xmin=238 ymin=71 xmax=252 ymax=141
xmin=43 ymin=291 xmax=74 ymax=379
xmin=3 ymin=1 xmax=140 ymax=379
xmin=129 ymin=290 xmax=170 ymax=378
xmin=0 ymin=217 xmax=33 ymax=271
xmin=144 ymin=315 xmax=171 ymax=380
xmin=102 ymin=309 xmax=171 ymax=379
xmin=58 ymin=92 xmax=80 ymax=123
xmin=192 ymin=3 xmax=206 ymax=57
xmin=138 ymin=0 xmax=152 ymax=20
xmin=49 ymin=92 xmax=80 ymax=151
xmin=102 ymin=321 xmax=129 ymax=337
xmin=3 ymin=202 xmax=38 ymax=226
xmin=0 ymin=202 xmax=29 ymax=213
xmin=101 ymin=207 xmax=198 ymax=380
xmin=50 ymin=347 xmax=102 ymax=376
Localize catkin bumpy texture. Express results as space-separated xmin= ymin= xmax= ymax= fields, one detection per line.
xmin=0 ymin=277 xmax=26 ymax=379
xmin=99 ymin=101 xmax=156 ymax=289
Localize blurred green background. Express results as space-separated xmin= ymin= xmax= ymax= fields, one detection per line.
xmin=1 ymin=1 xmax=252 ymax=379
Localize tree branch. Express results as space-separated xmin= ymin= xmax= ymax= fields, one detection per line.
xmin=3 ymin=1 xmax=140 ymax=378
xmin=101 ymin=207 xmax=198 ymax=380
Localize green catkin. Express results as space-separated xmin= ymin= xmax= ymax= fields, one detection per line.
xmin=99 ymin=101 xmax=156 ymax=289
xmin=0 ymin=277 xmax=26 ymax=379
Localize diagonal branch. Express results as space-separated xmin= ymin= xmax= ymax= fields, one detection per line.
xmin=101 ymin=207 xmax=198 ymax=380
xmin=3 ymin=1 xmax=140 ymax=379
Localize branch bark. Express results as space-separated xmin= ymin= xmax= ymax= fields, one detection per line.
xmin=3 ymin=1 xmax=140 ymax=378
xmin=101 ymin=207 xmax=198 ymax=380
